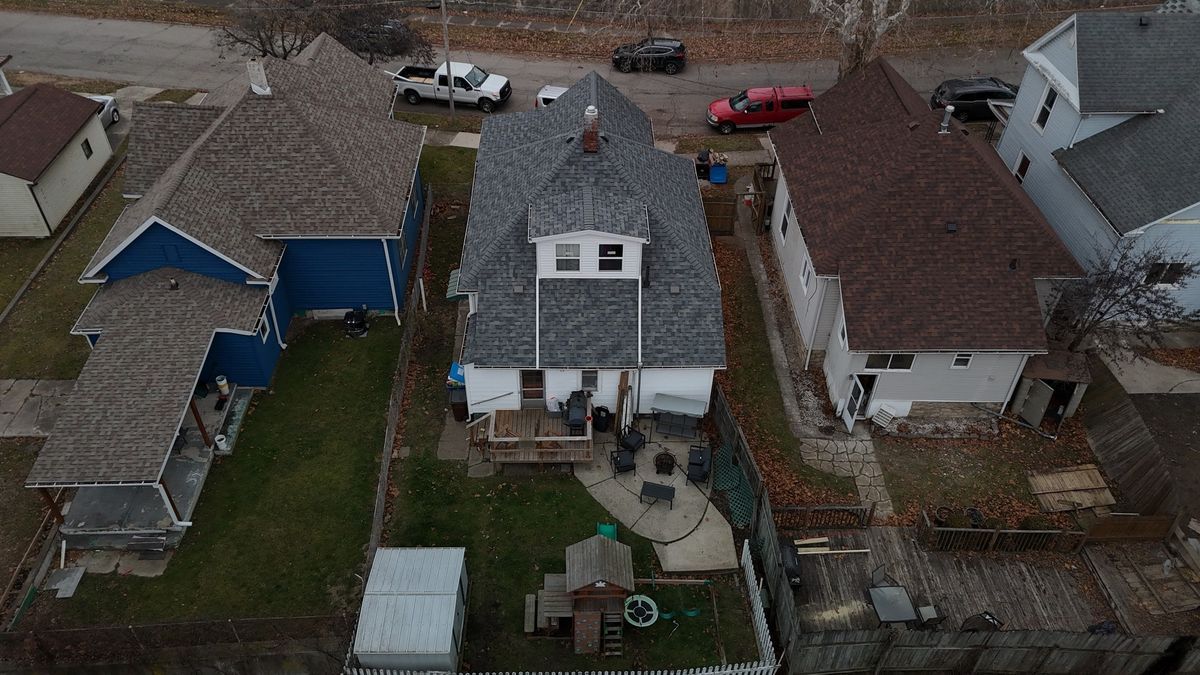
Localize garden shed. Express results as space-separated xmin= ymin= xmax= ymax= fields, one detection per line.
xmin=352 ymin=547 xmax=468 ymax=671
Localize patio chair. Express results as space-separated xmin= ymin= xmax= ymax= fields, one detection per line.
xmin=916 ymin=605 xmax=946 ymax=630
xmin=686 ymin=445 xmax=711 ymax=486
xmin=611 ymin=449 xmax=636 ymax=478
xmin=618 ymin=425 xmax=646 ymax=454
xmin=870 ymin=564 xmax=898 ymax=588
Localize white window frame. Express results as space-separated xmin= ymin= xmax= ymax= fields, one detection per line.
xmin=555 ymin=243 xmax=580 ymax=272
xmin=1144 ymin=261 xmax=1188 ymax=288
xmin=1013 ymin=152 xmax=1031 ymax=184
xmin=581 ymin=369 xmax=599 ymax=391
xmin=799 ymin=256 xmax=812 ymax=295
xmin=951 ymin=353 xmax=973 ymax=369
xmin=863 ymin=353 xmax=915 ymax=372
xmin=81 ymin=138 xmax=93 ymax=159
xmin=258 ymin=313 xmax=271 ymax=344
xmin=598 ymin=244 xmax=623 ymax=271
xmin=1033 ymin=84 xmax=1057 ymax=133
xmin=838 ymin=322 xmax=847 ymax=350
xmin=780 ymin=198 xmax=792 ymax=243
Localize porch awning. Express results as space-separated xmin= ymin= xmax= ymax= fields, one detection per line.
xmin=650 ymin=393 xmax=706 ymax=418
xmin=27 ymin=270 xmax=266 ymax=487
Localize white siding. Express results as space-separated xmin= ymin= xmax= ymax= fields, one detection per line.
xmin=535 ymin=233 xmax=642 ymax=279
xmin=0 ymin=172 xmax=45 ymax=236
xmin=463 ymin=365 xmax=520 ymax=414
xmin=543 ymin=368 xmax=621 ymax=411
xmin=635 ymin=368 xmax=714 ymax=414
xmin=823 ymin=308 xmax=855 ymax=408
xmin=31 ymin=117 xmax=112 ymax=234
xmin=1129 ymin=224 xmax=1200 ymax=312
xmin=1038 ymin=24 xmax=1078 ymax=85
xmin=766 ymin=165 xmax=839 ymax=351
xmin=1072 ymin=113 xmax=1133 ymax=144
xmin=1160 ymin=201 xmax=1200 ymax=224
xmin=997 ymin=65 xmax=1120 ymax=270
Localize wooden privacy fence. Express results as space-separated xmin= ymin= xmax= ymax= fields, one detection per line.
xmin=1085 ymin=513 xmax=1179 ymax=542
xmin=345 ymin=665 xmax=777 ymax=675
xmin=703 ymin=196 xmax=737 ymax=236
xmin=918 ymin=510 xmax=1088 ymax=553
xmin=786 ymin=629 xmax=1185 ymax=675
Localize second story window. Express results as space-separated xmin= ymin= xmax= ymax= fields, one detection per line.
xmin=556 ymin=243 xmax=580 ymax=271
xmin=599 ymin=244 xmax=623 ymax=271
xmin=1034 ymin=85 xmax=1057 ymax=131
xmin=1144 ymin=262 xmax=1187 ymax=286
xmin=1014 ymin=153 xmax=1031 ymax=184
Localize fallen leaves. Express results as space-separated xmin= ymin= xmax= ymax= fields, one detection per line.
xmin=1139 ymin=347 xmax=1200 ymax=374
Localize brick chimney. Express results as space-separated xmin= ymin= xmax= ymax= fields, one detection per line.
xmin=582 ymin=105 xmax=600 ymax=153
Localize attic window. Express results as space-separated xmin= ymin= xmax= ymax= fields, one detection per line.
xmin=599 ymin=244 xmax=623 ymax=271
xmin=556 ymin=243 xmax=580 ymax=271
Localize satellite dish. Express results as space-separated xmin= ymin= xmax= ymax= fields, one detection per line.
xmin=624 ymin=595 xmax=659 ymax=627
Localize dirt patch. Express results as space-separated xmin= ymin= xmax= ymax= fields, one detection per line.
xmin=1140 ymin=347 xmax=1200 ymax=374
xmin=875 ymin=415 xmax=1101 ymax=528
xmin=0 ymin=440 xmax=49 ymax=592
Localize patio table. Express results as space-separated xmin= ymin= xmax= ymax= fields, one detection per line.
xmin=867 ymin=585 xmax=918 ymax=627
xmin=640 ymin=481 xmax=676 ymax=509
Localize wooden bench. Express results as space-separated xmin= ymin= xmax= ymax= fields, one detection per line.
xmin=524 ymin=593 xmax=537 ymax=634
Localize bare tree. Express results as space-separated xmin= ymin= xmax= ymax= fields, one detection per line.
xmin=1051 ymin=239 xmax=1200 ymax=358
xmin=809 ymin=0 xmax=914 ymax=80
xmin=218 ymin=0 xmax=433 ymax=64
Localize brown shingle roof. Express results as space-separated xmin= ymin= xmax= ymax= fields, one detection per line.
xmin=124 ymin=102 xmax=224 ymax=197
xmin=28 ymin=269 xmax=266 ymax=486
xmin=768 ymin=59 xmax=1081 ymax=353
xmin=84 ymin=35 xmax=423 ymax=281
xmin=0 ymin=84 xmax=100 ymax=182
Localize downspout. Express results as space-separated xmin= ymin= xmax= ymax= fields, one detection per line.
xmin=381 ymin=239 xmax=402 ymax=326
xmin=268 ymin=290 xmax=287 ymax=349
xmin=804 ymin=277 xmax=826 ymax=370
xmin=1001 ymin=353 xmax=1030 ymax=415
xmin=534 ymin=278 xmax=540 ymax=369
xmin=635 ymin=361 xmax=644 ymax=420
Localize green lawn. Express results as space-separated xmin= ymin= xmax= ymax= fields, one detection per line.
xmin=394 ymin=109 xmax=483 ymax=134
xmin=41 ymin=321 xmax=401 ymax=624
xmin=0 ymin=440 xmax=48 ymax=584
xmin=419 ymin=146 xmax=477 ymax=196
xmin=714 ymin=239 xmax=857 ymax=503
xmin=0 ymin=170 xmax=128 ymax=379
xmin=386 ymin=167 xmax=758 ymax=669
xmin=0 ymin=238 xmax=58 ymax=312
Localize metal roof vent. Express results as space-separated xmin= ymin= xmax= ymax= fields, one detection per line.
xmin=1139 ymin=15 xmax=1151 ymax=27
xmin=669 ymin=284 xmax=681 ymax=295
xmin=939 ymin=105 xmax=955 ymax=134
xmin=1009 ymin=258 xmax=1019 ymax=271
xmin=168 ymin=277 xmax=179 ymax=290
xmin=907 ymin=120 xmax=919 ymax=131
xmin=512 ymin=283 xmax=524 ymax=294
xmin=946 ymin=222 xmax=958 ymax=234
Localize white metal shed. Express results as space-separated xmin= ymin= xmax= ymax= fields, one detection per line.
xmin=353 ymin=547 xmax=468 ymax=671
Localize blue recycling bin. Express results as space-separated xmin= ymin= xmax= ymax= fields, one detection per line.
xmin=709 ymin=164 xmax=728 ymax=185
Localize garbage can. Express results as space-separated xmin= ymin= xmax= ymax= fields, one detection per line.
xmin=592 ymin=406 xmax=612 ymax=433
xmin=448 ymin=386 xmax=468 ymax=422
xmin=709 ymin=163 xmax=728 ymax=185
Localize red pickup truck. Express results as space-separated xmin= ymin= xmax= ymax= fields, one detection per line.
xmin=707 ymin=86 xmax=815 ymax=134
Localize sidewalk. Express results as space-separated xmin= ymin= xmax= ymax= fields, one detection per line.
xmin=0 ymin=379 xmax=72 ymax=437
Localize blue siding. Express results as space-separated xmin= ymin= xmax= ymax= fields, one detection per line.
xmin=101 ymin=223 xmax=248 ymax=282
xmin=85 ymin=334 xmax=99 ymax=347
xmin=270 ymin=272 xmax=294 ymax=337
xmin=278 ymin=238 xmax=396 ymax=312
xmin=201 ymin=326 xmax=281 ymax=389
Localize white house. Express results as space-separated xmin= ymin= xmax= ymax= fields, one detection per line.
xmin=456 ymin=72 xmax=725 ymax=460
xmin=766 ymin=59 xmax=1081 ymax=431
xmin=0 ymin=83 xmax=112 ymax=237
xmin=995 ymin=11 xmax=1200 ymax=312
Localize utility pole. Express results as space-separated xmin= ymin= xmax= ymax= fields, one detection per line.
xmin=440 ymin=0 xmax=455 ymax=120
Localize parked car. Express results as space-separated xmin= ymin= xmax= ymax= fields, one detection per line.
xmin=534 ymin=84 xmax=568 ymax=108
xmin=87 ymin=94 xmax=119 ymax=127
xmin=393 ymin=61 xmax=512 ymax=113
xmin=929 ymin=77 xmax=1018 ymax=122
xmin=707 ymin=86 xmax=815 ymax=134
xmin=611 ymin=37 xmax=687 ymax=75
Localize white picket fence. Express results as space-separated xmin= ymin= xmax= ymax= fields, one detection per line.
xmin=345 ymin=545 xmax=779 ymax=675
xmin=740 ymin=539 xmax=777 ymax=666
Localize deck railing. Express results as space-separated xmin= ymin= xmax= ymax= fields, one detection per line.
xmin=917 ymin=510 xmax=1087 ymax=554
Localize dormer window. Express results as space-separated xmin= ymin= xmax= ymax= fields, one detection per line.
xmin=556 ymin=244 xmax=580 ymax=271
xmin=599 ymin=244 xmax=623 ymax=271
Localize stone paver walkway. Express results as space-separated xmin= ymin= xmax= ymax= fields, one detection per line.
xmin=800 ymin=438 xmax=892 ymax=514
xmin=0 ymin=379 xmax=72 ymax=438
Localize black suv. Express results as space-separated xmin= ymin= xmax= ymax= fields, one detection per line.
xmin=611 ymin=38 xmax=687 ymax=75
xmin=930 ymin=77 xmax=1018 ymax=122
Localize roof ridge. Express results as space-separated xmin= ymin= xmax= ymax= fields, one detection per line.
xmin=152 ymin=96 xmax=241 ymax=213
xmin=0 ymin=84 xmax=35 ymax=127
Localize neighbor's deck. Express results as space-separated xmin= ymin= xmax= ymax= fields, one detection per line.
xmin=487 ymin=408 xmax=593 ymax=463
xmin=794 ymin=527 xmax=1106 ymax=632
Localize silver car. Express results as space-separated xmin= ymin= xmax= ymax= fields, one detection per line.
xmin=87 ymin=95 xmax=120 ymax=127
xmin=534 ymin=85 xmax=567 ymax=109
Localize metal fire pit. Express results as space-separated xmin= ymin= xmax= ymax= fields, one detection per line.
xmin=654 ymin=451 xmax=675 ymax=475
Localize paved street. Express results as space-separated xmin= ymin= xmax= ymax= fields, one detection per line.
xmin=0 ymin=9 xmax=1026 ymax=135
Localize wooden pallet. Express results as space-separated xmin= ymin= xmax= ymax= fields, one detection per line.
xmin=1027 ymin=463 xmax=1116 ymax=512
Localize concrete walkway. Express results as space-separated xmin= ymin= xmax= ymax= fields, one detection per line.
xmin=0 ymin=379 xmax=72 ymax=437
xmin=1101 ymin=352 xmax=1200 ymax=394
xmin=575 ymin=433 xmax=737 ymax=572
xmin=730 ymin=183 xmax=895 ymax=518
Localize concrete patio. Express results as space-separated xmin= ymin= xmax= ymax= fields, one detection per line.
xmin=575 ymin=427 xmax=737 ymax=573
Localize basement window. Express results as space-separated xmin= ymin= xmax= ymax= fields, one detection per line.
xmin=599 ymin=244 xmax=623 ymax=271
xmin=951 ymin=353 xmax=973 ymax=369
xmin=1144 ymin=262 xmax=1187 ymax=287
xmin=556 ymin=243 xmax=580 ymax=271
xmin=865 ymin=353 xmax=915 ymax=371
xmin=81 ymin=139 xmax=93 ymax=159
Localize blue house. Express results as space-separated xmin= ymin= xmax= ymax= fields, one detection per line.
xmin=25 ymin=34 xmax=426 ymax=549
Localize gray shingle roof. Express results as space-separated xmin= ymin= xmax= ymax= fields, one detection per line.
xmin=28 ymin=269 xmax=266 ymax=486
xmin=86 ymin=34 xmax=424 ymax=280
xmin=538 ymin=278 xmax=640 ymax=368
xmin=565 ymin=534 xmax=634 ymax=593
xmin=1074 ymin=13 xmax=1200 ymax=112
xmin=124 ymin=103 xmax=223 ymax=197
xmin=460 ymin=72 xmax=724 ymax=369
xmin=1055 ymin=77 xmax=1200 ymax=233
xmin=528 ymin=187 xmax=650 ymax=241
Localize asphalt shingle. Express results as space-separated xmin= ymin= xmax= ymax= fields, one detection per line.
xmin=124 ymin=103 xmax=224 ymax=197
xmin=0 ymin=84 xmax=100 ymax=182
xmin=1074 ymin=13 xmax=1200 ymax=113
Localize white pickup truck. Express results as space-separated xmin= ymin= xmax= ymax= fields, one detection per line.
xmin=393 ymin=61 xmax=512 ymax=113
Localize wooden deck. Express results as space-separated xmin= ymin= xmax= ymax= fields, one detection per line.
xmin=487 ymin=408 xmax=592 ymax=463
xmin=1083 ymin=542 xmax=1200 ymax=635
xmin=793 ymin=527 xmax=1106 ymax=632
